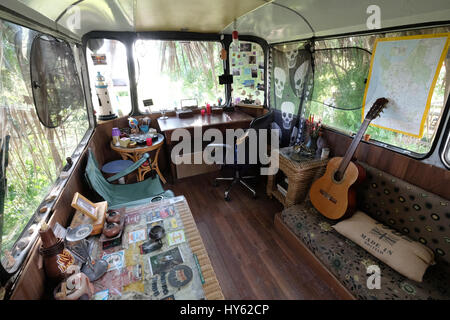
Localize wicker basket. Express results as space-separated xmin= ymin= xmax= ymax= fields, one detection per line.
xmin=267 ymin=148 xmax=328 ymax=208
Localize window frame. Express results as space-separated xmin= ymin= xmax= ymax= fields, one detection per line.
xmin=439 ymin=97 xmax=450 ymax=169
xmin=82 ymin=31 xmax=269 ymax=116
xmin=0 ymin=17 xmax=94 ymax=285
xmin=307 ymin=54 xmax=450 ymax=160
xmin=228 ymin=39 xmax=268 ymax=106
xmin=274 ymin=39 xmax=449 ymax=161
xmin=133 ymin=38 xmax=227 ymax=113
xmin=85 ymin=37 xmax=134 ymax=118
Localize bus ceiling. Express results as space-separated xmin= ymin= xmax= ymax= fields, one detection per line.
xmin=0 ymin=0 xmax=449 ymax=43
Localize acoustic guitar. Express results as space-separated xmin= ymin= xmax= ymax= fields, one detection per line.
xmin=309 ymin=97 xmax=389 ymax=220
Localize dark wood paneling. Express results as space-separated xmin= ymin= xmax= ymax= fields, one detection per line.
xmin=169 ymin=171 xmax=342 ymax=299
xmin=323 ymin=129 xmax=450 ymax=200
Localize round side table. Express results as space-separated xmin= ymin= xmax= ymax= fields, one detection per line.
xmin=110 ymin=133 xmax=167 ymax=183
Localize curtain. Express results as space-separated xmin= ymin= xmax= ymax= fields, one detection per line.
xmin=269 ymin=42 xmax=314 ymax=147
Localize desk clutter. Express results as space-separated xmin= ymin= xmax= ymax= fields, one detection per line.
xmin=112 ymin=117 xmax=159 ymax=148
xmin=38 ymin=193 xmax=205 ymax=300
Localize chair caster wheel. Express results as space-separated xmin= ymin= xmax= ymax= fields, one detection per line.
xmin=213 ymin=181 xmax=218 ymax=187
xmin=224 ymin=194 xmax=231 ymax=201
xmin=252 ymin=193 xmax=257 ymax=199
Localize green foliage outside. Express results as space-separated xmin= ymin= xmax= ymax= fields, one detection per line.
xmin=1 ymin=21 xmax=89 ymax=260
xmin=164 ymin=42 xmax=224 ymax=105
xmin=308 ymin=37 xmax=447 ymax=155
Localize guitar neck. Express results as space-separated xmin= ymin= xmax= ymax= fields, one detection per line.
xmin=337 ymin=118 xmax=371 ymax=177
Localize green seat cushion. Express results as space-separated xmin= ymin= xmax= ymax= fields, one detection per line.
xmin=281 ymin=202 xmax=450 ymax=300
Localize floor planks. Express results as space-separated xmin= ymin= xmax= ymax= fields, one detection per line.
xmin=169 ymin=171 xmax=341 ymax=300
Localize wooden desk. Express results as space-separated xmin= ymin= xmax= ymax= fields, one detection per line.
xmin=158 ymin=110 xmax=254 ymax=181
xmin=110 ymin=133 xmax=167 ymax=183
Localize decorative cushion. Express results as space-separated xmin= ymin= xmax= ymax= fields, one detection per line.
xmin=356 ymin=162 xmax=450 ymax=270
xmin=333 ymin=211 xmax=435 ymax=282
xmin=281 ymin=202 xmax=450 ymax=300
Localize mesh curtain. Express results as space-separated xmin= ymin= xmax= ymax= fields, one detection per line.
xmin=269 ymin=42 xmax=314 ymax=147
xmin=311 ymin=47 xmax=371 ymax=111
xmin=30 ymin=35 xmax=84 ymax=128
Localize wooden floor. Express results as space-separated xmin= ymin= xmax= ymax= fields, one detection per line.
xmin=169 ymin=171 xmax=341 ymax=300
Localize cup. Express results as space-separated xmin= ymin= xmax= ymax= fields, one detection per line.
xmin=364 ymin=134 xmax=371 ymax=141
xmin=321 ymin=147 xmax=330 ymax=160
xmin=140 ymin=125 xmax=149 ymax=133
xmin=146 ymin=138 xmax=153 ymax=146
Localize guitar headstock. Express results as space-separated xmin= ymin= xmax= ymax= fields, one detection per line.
xmin=366 ymin=97 xmax=389 ymax=120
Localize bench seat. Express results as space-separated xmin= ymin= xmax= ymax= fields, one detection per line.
xmin=277 ymin=162 xmax=450 ymax=300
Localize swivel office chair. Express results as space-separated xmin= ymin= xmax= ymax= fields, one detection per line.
xmin=206 ymin=110 xmax=274 ymax=201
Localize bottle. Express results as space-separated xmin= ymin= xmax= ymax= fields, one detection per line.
xmin=112 ymin=127 xmax=120 ymax=146
xmin=39 ymin=222 xmax=59 ymax=248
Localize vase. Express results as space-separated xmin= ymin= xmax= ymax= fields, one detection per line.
xmin=306 ymin=136 xmax=318 ymax=153
xmin=315 ymin=134 xmax=328 ymax=158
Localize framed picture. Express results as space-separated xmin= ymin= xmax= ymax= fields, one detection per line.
xmin=240 ymin=43 xmax=252 ymax=52
xmin=71 ymin=192 xmax=98 ymax=220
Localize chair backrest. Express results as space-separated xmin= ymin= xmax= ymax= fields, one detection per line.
xmin=237 ymin=110 xmax=274 ymax=165
xmin=249 ymin=110 xmax=274 ymax=130
xmin=85 ymin=148 xmax=112 ymax=199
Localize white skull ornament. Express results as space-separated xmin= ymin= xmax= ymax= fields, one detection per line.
xmin=294 ymin=62 xmax=308 ymax=96
xmin=274 ymin=67 xmax=286 ymax=99
xmin=285 ymin=50 xmax=298 ymax=69
xmin=280 ymin=101 xmax=295 ymax=130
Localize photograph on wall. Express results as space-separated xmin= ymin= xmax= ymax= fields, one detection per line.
xmin=249 ymin=55 xmax=256 ymax=64
xmin=251 ymin=66 xmax=258 ymax=78
xmin=240 ymin=43 xmax=252 ymax=52
xmin=232 ymin=68 xmax=240 ymax=76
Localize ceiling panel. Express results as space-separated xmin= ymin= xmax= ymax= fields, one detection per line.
xmin=135 ymin=0 xmax=271 ymax=33
xmin=18 ymin=0 xmax=74 ymax=21
xmin=223 ymin=0 xmax=450 ymax=43
xmin=56 ymin=0 xmax=134 ymax=37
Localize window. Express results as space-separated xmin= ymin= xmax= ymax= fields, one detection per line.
xmin=307 ymin=28 xmax=450 ymax=156
xmin=87 ymin=39 xmax=132 ymax=117
xmin=0 ymin=20 xmax=89 ymax=273
xmin=230 ymin=40 xmax=265 ymax=105
xmin=134 ymin=40 xmax=225 ymax=113
xmin=442 ymin=115 xmax=450 ymax=168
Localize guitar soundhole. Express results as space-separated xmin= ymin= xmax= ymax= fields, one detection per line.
xmin=334 ymin=170 xmax=343 ymax=182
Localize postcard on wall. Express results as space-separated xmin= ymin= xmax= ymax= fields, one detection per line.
xmin=242 ymin=79 xmax=255 ymax=87
xmin=240 ymin=43 xmax=251 ymax=52
xmin=167 ymin=230 xmax=186 ymax=246
xmin=251 ymin=66 xmax=258 ymax=78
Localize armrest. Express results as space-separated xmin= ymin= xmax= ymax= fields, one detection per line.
xmin=236 ymin=131 xmax=250 ymax=146
xmin=107 ymin=153 xmax=150 ymax=182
